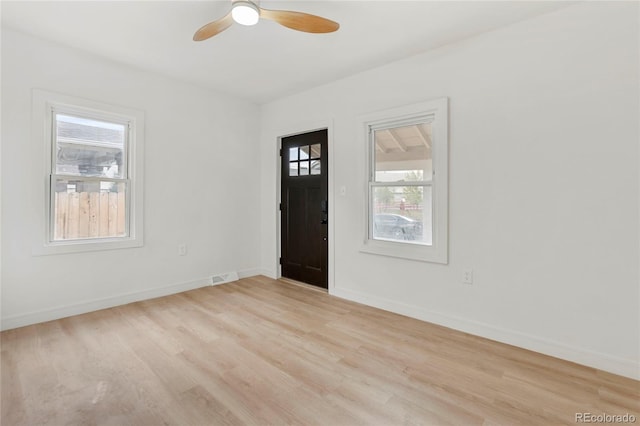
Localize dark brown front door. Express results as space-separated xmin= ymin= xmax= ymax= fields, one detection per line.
xmin=280 ymin=129 xmax=328 ymax=289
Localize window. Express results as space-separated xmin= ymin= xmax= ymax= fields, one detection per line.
xmin=288 ymin=144 xmax=321 ymax=176
xmin=360 ymin=98 xmax=448 ymax=263
xmin=32 ymin=90 xmax=144 ymax=254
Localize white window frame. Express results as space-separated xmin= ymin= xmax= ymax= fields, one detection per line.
xmin=32 ymin=89 xmax=144 ymax=255
xmin=359 ymin=98 xmax=448 ymax=264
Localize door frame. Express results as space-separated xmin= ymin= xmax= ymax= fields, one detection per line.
xmin=275 ymin=120 xmax=334 ymax=292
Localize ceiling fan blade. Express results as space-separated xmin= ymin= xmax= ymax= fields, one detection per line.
xmin=193 ymin=12 xmax=234 ymax=41
xmin=260 ymin=8 xmax=339 ymax=33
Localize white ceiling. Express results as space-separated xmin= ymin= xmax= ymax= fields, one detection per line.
xmin=1 ymin=1 xmax=571 ymax=104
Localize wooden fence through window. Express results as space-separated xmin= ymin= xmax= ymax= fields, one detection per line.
xmin=54 ymin=192 xmax=126 ymax=240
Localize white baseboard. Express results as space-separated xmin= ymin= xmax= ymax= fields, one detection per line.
xmin=255 ymin=268 xmax=278 ymax=280
xmin=1 ymin=268 xmax=264 ymax=331
xmin=238 ymin=268 xmax=271 ymax=279
xmin=330 ymin=286 xmax=640 ymax=380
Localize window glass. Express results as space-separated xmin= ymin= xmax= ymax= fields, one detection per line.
xmin=52 ymin=178 xmax=127 ymax=240
xmin=371 ymin=122 xmax=433 ymax=246
xmin=55 ymin=114 xmax=126 ymax=178
xmin=299 ymin=160 xmax=310 ymax=176
xmin=310 ymin=144 xmax=321 ymax=159
xmin=51 ymin=111 xmax=130 ymax=242
xmin=310 ymin=160 xmax=321 ymax=175
xmin=287 ymin=145 xmax=321 ymax=178
xmin=289 ymin=147 xmax=298 ymax=161
xmin=300 ymin=145 xmax=310 ymax=160
xmin=372 ymin=186 xmax=432 ymax=245
xmin=374 ymin=123 xmax=432 ymax=183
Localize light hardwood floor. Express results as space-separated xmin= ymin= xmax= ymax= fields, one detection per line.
xmin=2 ymin=276 xmax=638 ymax=425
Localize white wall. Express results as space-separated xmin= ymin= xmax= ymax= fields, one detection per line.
xmin=1 ymin=29 xmax=262 ymax=329
xmin=259 ymin=2 xmax=640 ymax=379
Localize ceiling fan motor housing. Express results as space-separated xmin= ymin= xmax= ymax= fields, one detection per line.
xmin=231 ymin=0 xmax=260 ymax=6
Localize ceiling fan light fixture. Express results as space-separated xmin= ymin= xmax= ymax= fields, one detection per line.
xmin=231 ymin=1 xmax=260 ymax=26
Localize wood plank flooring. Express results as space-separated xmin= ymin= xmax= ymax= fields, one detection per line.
xmin=2 ymin=276 xmax=639 ymax=425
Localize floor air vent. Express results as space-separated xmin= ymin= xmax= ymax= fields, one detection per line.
xmin=211 ymin=271 xmax=239 ymax=285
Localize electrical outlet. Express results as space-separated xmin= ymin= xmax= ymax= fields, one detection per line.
xmin=178 ymin=244 xmax=187 ymax=256
xmin=462 ymin=268 xmax=473 ymax=284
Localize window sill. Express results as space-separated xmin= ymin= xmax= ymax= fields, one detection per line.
xmin=360 ymin=238 xmax=447 ymax=264
xmin=33 ymin=237 xmax=143 ymax=256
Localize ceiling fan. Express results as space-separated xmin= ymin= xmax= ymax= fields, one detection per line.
xmin=193 ymin=0 xmax=340 ymax=41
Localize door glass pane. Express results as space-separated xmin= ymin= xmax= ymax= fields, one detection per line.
xmin=310 ymin=160 xmax=321 ymax=175
xmin=52 ymin=177 xmax=127 ymax=241
xmin=373 ymin=122 xmax=432 ymax=183
xmin=372 ymin=185 xmax=432 ymax=245
xmin=300 ymin=146 xmax=310 ymax=160
xmin=289 ymin=162 xmax=298 ymax=176
xmin=299 ymin=161 xmax=310 ymax=176
xmin=55 ymin=114 xmax=126 ymax=178
xmin=310 ymin=144 xmax=321 ymax=159
xmin=289 ymin=147 xmax=298 ymax=161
